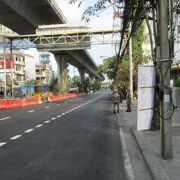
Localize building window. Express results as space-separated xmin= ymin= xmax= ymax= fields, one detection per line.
xmin=16 ymin=75 xmax=22 ymax=81
xmin=15 ymin=65 xmax=21 ymax=71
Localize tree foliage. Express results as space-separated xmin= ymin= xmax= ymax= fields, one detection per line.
xmin=92 ymin=80 xmax=101 ymax=91
xmin=72 ymin=75 xmax=80 ymax=87
xmin=69 ymin=0 xmax=115 ymax=22
xmin=99 ymin=23 xmax=148 ymax=91
xmin=97 ymin=56 xmax=116 ymax=80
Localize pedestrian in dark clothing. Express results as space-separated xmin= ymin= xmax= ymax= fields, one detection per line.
xmin=118 ymin=88 xmax=123 ymax=103
xmin=112 ymin=89 xmax=120 ymax=113
xmin=126 ymin=89 xmax=131 ymax=112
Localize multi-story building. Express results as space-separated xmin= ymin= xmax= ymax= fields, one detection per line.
xmin=36 ymin=63 xmax=51 ymax=85
xmin=35 ymin=52 xmax=52 ymax=85
xmin=0 ymin=50 xmax=25 ymax=86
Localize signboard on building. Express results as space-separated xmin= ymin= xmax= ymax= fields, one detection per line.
xmin=0 ymin=58 xmax=14 ymax=69
xmin=137 ymin=65 xmax=156 ymax=131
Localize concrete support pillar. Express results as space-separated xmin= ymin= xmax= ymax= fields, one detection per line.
xmin=55 ymin=55 xmax=68 ymax=93
xmin=78 ymin=68 xmax=86 ymax=92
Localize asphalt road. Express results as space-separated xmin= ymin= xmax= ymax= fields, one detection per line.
xmin=0 ymin=91 xmax=126 ymax=180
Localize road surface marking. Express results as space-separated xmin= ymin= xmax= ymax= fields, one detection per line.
xmin=57 ymin=115 xmax=62 ymax=118
xmin=51 ymin=118 xmax=56 ymax=120
xmin=35 ymin=124 xmax=43 ymax=128
xmin=28 ymin=110 xmax=35 ymax=113
xmin=44 ymin=106 xmax=50 ymax=109
xmin=0 ymin=117 xmax=11 ymax=121
xmin=62 ymin=113 xmax=66 ymax=115
xmin=0 ymin=142 xmax=7 ymax=147
xmin=44 ymin=120 xmax=50 ymax=123
xmin=57 ymin=104 xmax=60 ymax=106
xmin=24 ymin=129 xmax=34 ymax=133
xmin=10 ymin=135 xmax=22 ymax=140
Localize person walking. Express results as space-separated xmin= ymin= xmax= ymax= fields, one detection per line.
xmin=112 ymin=89 xmax=120 ymax=113
xmin=126 ymin=89 xmax=131 ymax=112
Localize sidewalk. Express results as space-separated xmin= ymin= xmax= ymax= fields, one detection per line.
xmin=120 ymin=101 xmax=180 ymax=180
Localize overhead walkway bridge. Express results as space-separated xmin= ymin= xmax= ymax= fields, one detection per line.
xmin=0 ymin=0 xmax=120 ymax=92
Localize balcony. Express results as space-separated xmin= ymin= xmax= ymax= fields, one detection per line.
xmin=15 ymin=70 xmax=25 ymax=75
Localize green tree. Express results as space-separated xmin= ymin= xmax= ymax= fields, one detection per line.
xmin=50 ymin=77 xmax=59 ymax=93
xmin=92 ymin=80 xmax=101 ymax=91
xmin=72 ymin=75 xmax=80 ymax=87
xmin=98 ymin=56 xmax=116 ymax=80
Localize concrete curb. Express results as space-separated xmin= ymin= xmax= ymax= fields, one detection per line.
xmin=119 ymin=127 xmax=135 ymax=180
xmin=132 ymin=130 xmax=170 ymax=180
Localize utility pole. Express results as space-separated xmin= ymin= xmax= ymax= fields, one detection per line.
xmin=159 ymin=0 xmax=172 ymax=159
xmin=129 ymin=22 xmax=133 ymax=100
xmin=3 ymin=36 xmax=7 ymax=98
xmin=10 ymin=40 xmax=13 ymax=97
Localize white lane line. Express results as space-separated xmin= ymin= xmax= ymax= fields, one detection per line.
xmin=51 ymin=118 xmax=56 ymax=120
xmin=24 ymin=129 xmax=34 ymax=133
xmin=61 ymin=113 xmax=66 ymax=116
xmin=44 ymin=120 xmax=51 ymax=124
xmin=57 ymin=104 xmax=60 ymax=106
xmin=0 ymin=142 xmax=7 ymax=147
xmin=44 ymin=106 xmax=50 ymax=109
xmin=0 ymin=117 xmax=11 ymax=121
xmin=57 ymin=115 xmax=62 ymax=118
xmin=35 ymin=124 xmax=43 ymax=128
xmin=10 ymin=135 xmax=22 ymax=140
xmin=28 ymin=110 xmax=35 ymax=113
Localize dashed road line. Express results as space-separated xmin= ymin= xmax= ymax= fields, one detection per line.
xmin=0 ymin=117 xmax=11 ymax=121
xmin=44 ymin=120 xmax=51 ymax=124
xmin=3 ymin=94 xmax=106 ymax=146
xmin=10 ymin=135 xmax=22 ymax=140
xmin=44 ymin=106 xmax=50 ymax=109
xmin=28 ymin=110 xmax=35 ymax=113
xmin=0 ymin=142 xmax=7 ymax=147
xmin=24 ymin=129 xmax=34 ymax=133
xmin=35 ymin=124 xmax=43 ymax=128
xmin=57 ymin=104 xmax=60 ymax=106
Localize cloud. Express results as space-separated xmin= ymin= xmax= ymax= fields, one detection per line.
xmin=55 ymin=0 xmax=85 ymax=26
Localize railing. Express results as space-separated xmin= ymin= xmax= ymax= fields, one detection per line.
xmin=5 ymin=29 xmax=122 ymax=50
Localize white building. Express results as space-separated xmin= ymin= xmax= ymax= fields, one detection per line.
xmin=24 ymin=54 xmax=36 ymax=80
xmin=0 ymin=50 xmax=25 ymax=85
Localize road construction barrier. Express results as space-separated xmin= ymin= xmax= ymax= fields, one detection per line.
xmin=0 ymin=93 xmax=84 ymax=110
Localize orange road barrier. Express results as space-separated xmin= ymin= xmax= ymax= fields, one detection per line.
xmin=0 ymin=93 xmax=85 ymax=110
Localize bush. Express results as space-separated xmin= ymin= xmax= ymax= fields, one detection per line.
xmin=175 ymin=77 xmax=180 ymax=87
